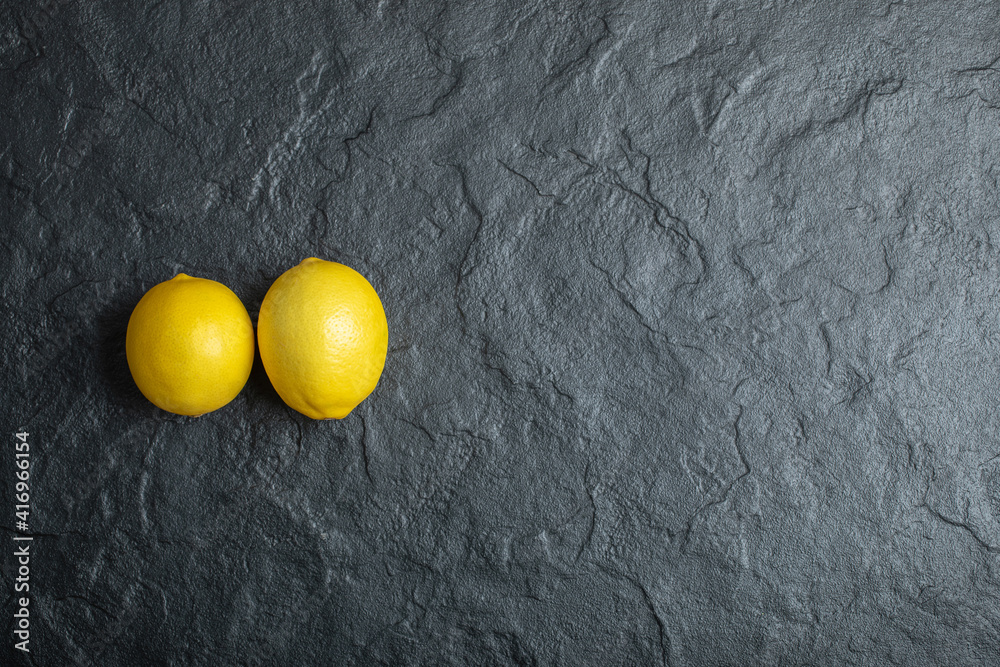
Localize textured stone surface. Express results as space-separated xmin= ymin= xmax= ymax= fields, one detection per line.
xmin=4 ymin=0 xmax=1000 ymax=664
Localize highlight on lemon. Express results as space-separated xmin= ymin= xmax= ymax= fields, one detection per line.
xmin=257 ymin=257 xmax=388 ymax=420
xmin=126 ymin=274 xmax=255 ymax=416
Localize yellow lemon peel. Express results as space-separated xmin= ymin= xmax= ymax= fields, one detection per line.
xmin=126 ymin=274 xmax=255 ymax=416
xmin=257 ymin=258 xmax=388 ymax=419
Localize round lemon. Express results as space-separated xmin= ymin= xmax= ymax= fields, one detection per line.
xmin=257 ymin=258 xmax=388 ymax=419
xmin=126 ymin=274 xmax=255 ymax=416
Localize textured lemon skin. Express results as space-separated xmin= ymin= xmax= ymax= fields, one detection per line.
xmin=126 ymin=274 xmax=255 ymax=416
xmin=257 ymin=258 xmax=388 ymax=420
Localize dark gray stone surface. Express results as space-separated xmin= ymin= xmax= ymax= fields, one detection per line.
xmin=3 ymin=0 xmax=1000 ymax=664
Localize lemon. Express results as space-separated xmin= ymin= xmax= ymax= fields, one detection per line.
xmin=257 ymin=258 xmax=388 ymax=419
xmin=126 ymin=274 xmax=255 ymax=416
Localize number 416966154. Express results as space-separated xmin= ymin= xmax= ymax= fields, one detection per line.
xmin=14 ymin=431 xmax=29 ymax=526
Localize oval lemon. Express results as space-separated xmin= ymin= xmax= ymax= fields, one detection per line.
xmin=126 ymin=274 xmax=255 ymax=416
xmin=257 ymin=258 xmax=388 ymax=419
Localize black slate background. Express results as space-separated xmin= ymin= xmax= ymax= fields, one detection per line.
xmin=3 ymin=0 xmax=1000 ymax=665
